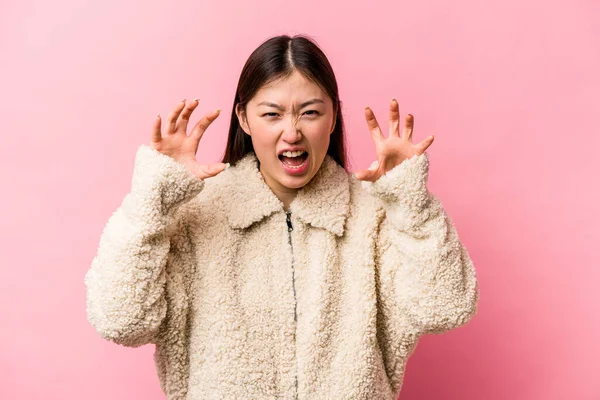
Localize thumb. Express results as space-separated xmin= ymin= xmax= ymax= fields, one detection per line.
xmin=353 ymin=159 xmax=380 ymax=181
xmin=196 ymin=162 xmax=229 ymax=179
xmin=353 ymin=169 xmax=379 ymax=182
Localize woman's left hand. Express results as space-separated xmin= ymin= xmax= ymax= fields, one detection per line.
xmin=353 ymin=99 xmax=435 ymax=182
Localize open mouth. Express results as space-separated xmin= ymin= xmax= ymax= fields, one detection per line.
xmin=278 ymin=150 xmax=309 ymax=169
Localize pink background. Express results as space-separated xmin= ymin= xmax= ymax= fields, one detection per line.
xmin=1 ymin=0 xmax=598 ymax=399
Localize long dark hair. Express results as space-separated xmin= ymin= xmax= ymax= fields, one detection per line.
xmin=221 ymin=34 xmax=348 ymax=170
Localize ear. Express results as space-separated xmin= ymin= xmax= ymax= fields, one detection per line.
xmin=235 ymin=103 xmax=251 ymax=136
xmin=330 ymin=100 xmax=339 ymax=135
xmin=330 ymin=112 xmax=337 ymax=135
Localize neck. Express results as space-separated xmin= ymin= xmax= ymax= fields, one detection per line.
xmin=259 ymin=165 xmax=299 ymax=211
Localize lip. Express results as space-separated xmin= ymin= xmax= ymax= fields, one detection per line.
xmin=280 ymin=152 xmax=309 ymax=175
xmin=277 ymin=147 xmax=308 ymax=156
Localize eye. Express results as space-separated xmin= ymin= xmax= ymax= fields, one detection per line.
xmin=303 ymin=110 xmax=319 ymax=116
xmin=263 ymin=112 xmax=279 ymax=118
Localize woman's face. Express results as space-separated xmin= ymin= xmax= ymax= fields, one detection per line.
xmin=235 ymin=70 xmax=337 ymax=196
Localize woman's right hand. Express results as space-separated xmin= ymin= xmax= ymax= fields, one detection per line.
xmin=150 ymin=98 xmax=229 ymax=180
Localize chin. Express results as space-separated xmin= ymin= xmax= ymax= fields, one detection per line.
xmin=277 ymin=171 xmax=313 ymax=189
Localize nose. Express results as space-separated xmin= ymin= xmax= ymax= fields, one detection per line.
xmin=281 ymin=114 xmax=302 ymax=143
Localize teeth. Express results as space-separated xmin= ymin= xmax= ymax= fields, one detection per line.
xmin=281 ymin=150 xmax=306 ymax=158
xmin=283 ymin=160 xmax=307 ymax=169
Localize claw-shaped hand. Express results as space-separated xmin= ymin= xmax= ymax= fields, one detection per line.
xmin=353 ymin=99 xmax=435 ymax=182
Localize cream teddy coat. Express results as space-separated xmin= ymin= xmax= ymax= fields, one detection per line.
xmin=84 ymin=144 xmax=479 ymax=400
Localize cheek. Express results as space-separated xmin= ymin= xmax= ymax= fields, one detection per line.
xmin=249 ymin=133 xmax=281 ymax=170
xmin=305 ymin=122 xmax=332 ymax=148
xmin=249 ymin=124 xmax=278 ymax=147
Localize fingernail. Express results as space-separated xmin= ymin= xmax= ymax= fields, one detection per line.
xmin=351 ymin=173 xmax=356 ymax=179
xmin=215 ymin=108 xmax=221 ymax=113
xmin=156 ymin=113 xmax=160 ymax=118
xmin=193 ymin=98 xmax=199 ymax=102
xmin=392 ymin=98 xmax=397 ymax=102
xmin=225 ymin=163 xmax=230 ymax=169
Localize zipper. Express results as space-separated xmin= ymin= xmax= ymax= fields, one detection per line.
xmin=285 ymin=210 xmax=298 ymax=400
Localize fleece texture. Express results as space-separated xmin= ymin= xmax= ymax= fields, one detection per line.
xmin=84 ymin=144 xmax=480 ymax=400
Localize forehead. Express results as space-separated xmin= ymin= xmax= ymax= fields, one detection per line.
xmin=252 ymin=71 xmax=327 ymax=105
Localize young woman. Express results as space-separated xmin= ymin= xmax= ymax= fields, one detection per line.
xmin=85 ymin=34 xmax=479 ymax=400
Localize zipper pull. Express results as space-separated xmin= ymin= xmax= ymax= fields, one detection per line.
xmin=286 ymin=211 xmax=293 ymax=232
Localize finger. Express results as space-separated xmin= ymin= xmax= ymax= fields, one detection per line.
xmin=195 ymin=162 xmax=229 ymax=179
xmin=167 ymin=99 xmax=187 ymax=134
xmin=204 ymin=162 xmax=229 ymax=177
xmin=402 ymin=113 xmax=414 ymax=141
xmin=190 ymin=109 xmax=221 ymax=142
xmin=389 ymin=99 xmax=400 ymax=137
xmin=176 ymin=98 xmax=200 ymax=134
xmin=365 ymin=107 xmax=385 ymax=141
xmin=353 ymin=168 xmax=380 ymax=182
xmin=151 ymin=113 xmax=162 ymax=143
xmin=417 ymin=134 xmax=435 ymax=153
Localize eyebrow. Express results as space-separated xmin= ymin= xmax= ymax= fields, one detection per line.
xmin=257 ymin=98 xmax=325 ymax=111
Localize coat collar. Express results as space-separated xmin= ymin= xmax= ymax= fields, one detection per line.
xmin=220 ymin=151 xmax=350 ymax=236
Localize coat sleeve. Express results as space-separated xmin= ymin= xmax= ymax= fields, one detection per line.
xmin=84 ymin=144 xmax=205 ymax=347
xmin=361 ymin=152 xmax=480 ymax=336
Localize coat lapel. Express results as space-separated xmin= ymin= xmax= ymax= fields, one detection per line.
xmin=221 ymin=151 xmax=350 ymax=236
